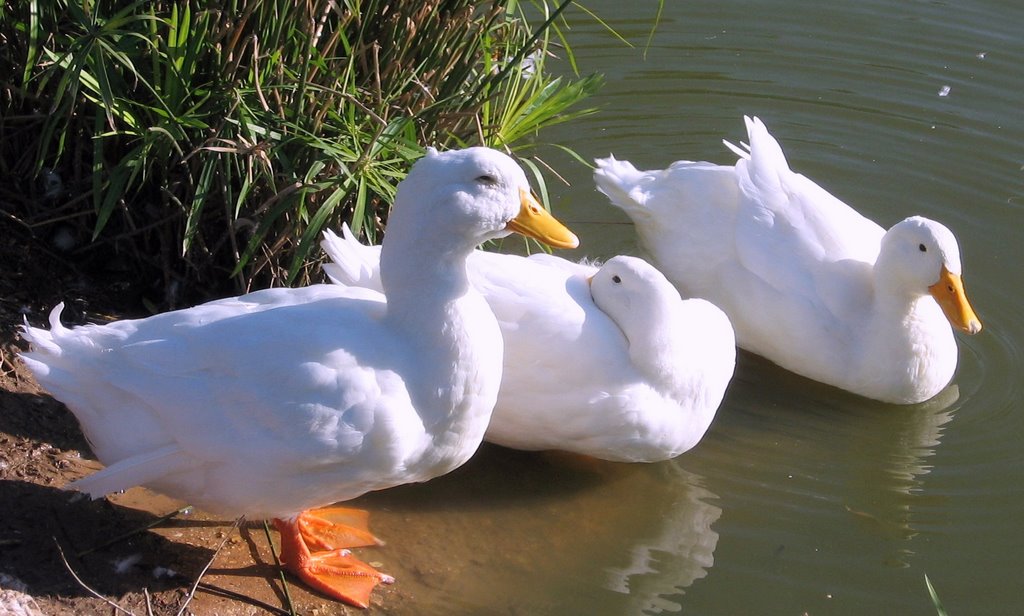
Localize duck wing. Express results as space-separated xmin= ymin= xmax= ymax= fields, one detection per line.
xmin=731 ymin=116 xmax=884 ymax=319
xmin=733 ymin=117 xmax=884 ymax=294
xmin=25 ymin=286 xmax=425 ymax=507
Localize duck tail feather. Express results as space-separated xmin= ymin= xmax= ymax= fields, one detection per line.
xmin=68 ymin=444 xmax=191 ymax=499
xmin=593 ymin=156 xmax=648 ymax=214
xmin=723 ymin=138 xmax=751 ymax=160
xmin=320 ymin=223 xmax=383 ymax=291
xmin=19 ymin=302 xmax=68 ymax=358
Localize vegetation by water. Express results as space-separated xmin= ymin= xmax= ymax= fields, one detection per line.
xmin=1 ymin=0 xmax=602 ymax=306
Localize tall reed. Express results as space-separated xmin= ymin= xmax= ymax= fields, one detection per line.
xmin=1 ymin=0 xmax=601 ymax=306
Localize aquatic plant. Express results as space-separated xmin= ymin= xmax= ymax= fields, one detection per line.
xmin=0 ymin=0 xmax=601 ymax=305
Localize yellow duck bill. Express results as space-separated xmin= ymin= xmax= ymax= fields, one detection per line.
xmin=929 ymin=265 xmax=982 ymax=334
xmin=506 ymin=188 xmax=579 ymax=249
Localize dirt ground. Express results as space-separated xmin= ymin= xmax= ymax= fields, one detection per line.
xmin=0 ymin=227 xmax=419 ymax=615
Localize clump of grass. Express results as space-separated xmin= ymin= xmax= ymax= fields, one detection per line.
xmin=1 ymin=0 xmax=602 ymax=308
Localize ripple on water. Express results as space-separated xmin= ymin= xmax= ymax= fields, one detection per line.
xmin=374 ymin=0 xmax=1024 ymax=612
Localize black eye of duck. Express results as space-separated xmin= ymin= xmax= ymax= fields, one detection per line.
xmin=919 ymin=243 xmax=927 ymax=252
xmin=476 ymin=174 xmax=498 ymax=185
xmin=612 ymin=275 xmax=622 ymax=284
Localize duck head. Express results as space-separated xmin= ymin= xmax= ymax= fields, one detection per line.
xmin=589 ymin=255 xmax=681 ymax=326
xmin=878 ymin=216 xmax=982 ymax=334
xmin=402 ymin=147 xmax=579 ymax=249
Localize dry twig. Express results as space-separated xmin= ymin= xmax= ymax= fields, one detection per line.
xmin=54 ymin=537 xmax=138 ymax=616
xmin=174 ymin=516 xmax=243 ymax=616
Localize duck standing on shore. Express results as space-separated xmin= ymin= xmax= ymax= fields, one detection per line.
xmin=21 ymin=147 xmax=578 ymax=608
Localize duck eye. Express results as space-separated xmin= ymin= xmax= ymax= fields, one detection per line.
xmin=476 ymin=174 xmax=498 ymax=185
xmin=612 ymin=275 xmax=622 ymax=284
xmin=919 ymin=243 xmax=927 ymax=252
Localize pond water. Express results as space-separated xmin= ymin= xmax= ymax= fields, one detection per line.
xmin=359 ymin=1 xmax=1024 ymax=614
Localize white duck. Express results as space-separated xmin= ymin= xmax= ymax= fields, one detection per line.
xmin=20 ymin=146 xmax=578 ymax=608
xmin=593 ymin=116 xmax=982 ymax=405
xmin=323 ymin=229 xmax=736 ymax=462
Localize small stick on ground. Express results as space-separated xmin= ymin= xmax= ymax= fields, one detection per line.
xmin=54 ymin=537 xmax=137 ymax=616
xmin=263 ymin=519 xmax=298 ymax=616
xmin=174 ymin=516 xmax=242 ymax=616
xmin=77 ymin=506 xmax=193 ymax=557
xmin=143 ymin=587 xmax=154 ymax=616
xmin=194 ymin=582 xmax=291 ymax=615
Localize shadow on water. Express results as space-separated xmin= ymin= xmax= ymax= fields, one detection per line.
xmin=349 ymin=444 xmax=722 ymax=615
xmin=356 ymin=444 xmax=627 ymax=513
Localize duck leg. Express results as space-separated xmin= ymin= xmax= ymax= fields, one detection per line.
xmin=273 ymin=512 xmax=394 ymax=608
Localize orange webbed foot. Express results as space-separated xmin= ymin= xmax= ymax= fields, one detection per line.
xmin=285 ymin=546 xmax=394 ymax=608
xmin=274 ymin=513 xmax=392 ymax=608
xmin=296 ymin=506 xmax=383 ymax=551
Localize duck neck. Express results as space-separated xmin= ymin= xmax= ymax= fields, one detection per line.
xmin=378 ymin=222 xmax=499 ymax=467
xmin=622 ymin=304 xmax=687 ymax=393
xmin=379 ymin=209 xmax=476 ymax=326
xmin=872 ymin=265 xmax=942 ymax=342
xmin=867 ymin=271 xmax=957 ymax=402
xmin=383 ymin=252 xmax=468 ymax=327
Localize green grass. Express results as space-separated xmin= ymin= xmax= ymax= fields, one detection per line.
xmin=1 ymin=0 xmax=603 ymax=305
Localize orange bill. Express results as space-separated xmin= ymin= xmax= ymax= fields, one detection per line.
xmin=928 ymin=265 xmax=982 ymax=334
xmin=506 ymin=188 xmax=579 ymax=249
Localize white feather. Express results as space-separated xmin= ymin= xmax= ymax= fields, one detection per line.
xmin=322 ymin=231 xmax=736 ymax=462
xmin=594 ymin=116 xmax=982 ymax=404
